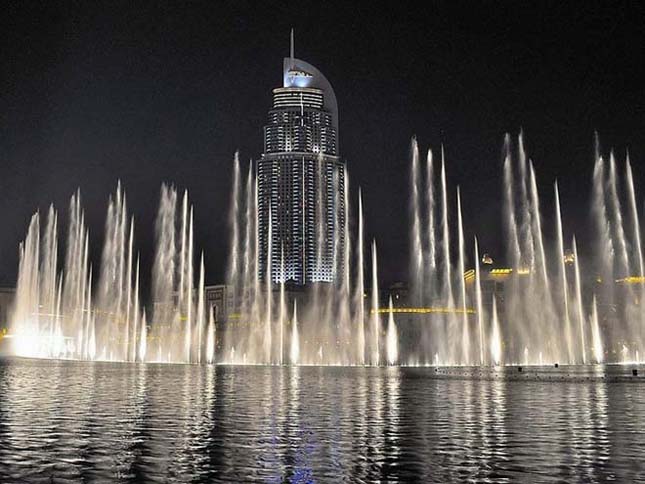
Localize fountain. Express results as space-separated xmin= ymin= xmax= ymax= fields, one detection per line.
xmin=8 ymin=133 xmax=645 ymax=366
xmin=290 ymin=301 xmax=300 ymax=365
xmin=490 ymin=296 xmax=502 ymax=366
xmin=10 ymin=183 xmax=208 ymax=363
xmin=386 ymin=296 xmax=398 ymax=365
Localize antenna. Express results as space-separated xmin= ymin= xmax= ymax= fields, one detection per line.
xmin=290 ymin=28 xmax=295 ymax=64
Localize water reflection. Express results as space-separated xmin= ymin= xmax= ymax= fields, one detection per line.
xmin=0 ymin=360 xmax=644 ymax=482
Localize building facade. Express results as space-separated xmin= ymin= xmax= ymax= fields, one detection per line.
xmin=257 ymin=40 xmax=346 ymax=285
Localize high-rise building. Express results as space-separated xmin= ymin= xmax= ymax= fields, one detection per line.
xmin=257 ymin=32 xmax=346 ymax=285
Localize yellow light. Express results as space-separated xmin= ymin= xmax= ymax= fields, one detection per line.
xmin=371 ymin=307 xmax=476 ymax=315
xmin=490 ymin=268 xmax=513 ymax=275
xmin=616 ymin=276 xmax=645 ymax=284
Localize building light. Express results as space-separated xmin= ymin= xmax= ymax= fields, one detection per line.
xmin=616 ymin=276 xmax=645 ymax=284
xmin=371 ymin=307 xmax=476 ymax=315
xmin=490 ymin=268 xmax=513 ymax=275
xmin=463 ymin=269 xmax=475 ymax=283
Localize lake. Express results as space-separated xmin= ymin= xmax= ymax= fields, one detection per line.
xmin=1 ymin=359 xmax=644 ymax=483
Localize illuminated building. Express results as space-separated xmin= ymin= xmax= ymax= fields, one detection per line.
xmin=257 ymin=31 xmax=346 ymax=285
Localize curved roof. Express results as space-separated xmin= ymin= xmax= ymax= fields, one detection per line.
xmin=283 ymin=57 xmax=338 ymax=132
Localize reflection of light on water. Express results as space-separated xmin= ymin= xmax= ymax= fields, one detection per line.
xmin=384 ymin=367 xmax=401 ymax=475
xmin=2 ymin=363 xmax=645 ymax=481
xmin=386 ymin=297 xmax=398 ymax=365
xmin=593 ymin=380 xmax=609 ymax=472
xmin=491 ymin=379 xmax=507 ymax=463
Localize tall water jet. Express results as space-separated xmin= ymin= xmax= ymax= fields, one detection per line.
xmin=517 ymin=133 xmax=536 ymax=273
xmin=96 ymin=183 xmax=137 ymax=361
xmin=130 ymin=257 xmax=140 ymax=361
xmin=196 ymin=253 xmax=206 ymax=364
xmin=439 ymin=148 xmax=452 ymax=305
xmin=590 ymin=295 xmax=603 ymax=364
xmin=505 ymin=148 xmax=520 ymax=354
xmin=554 ymin=182 xmax=573 ymax=364
xmin=264 ymin=210 xmax=273 ymax=364
xmin=371 ymin=240 xmax=380 ymax=365
xmin=355 ymin=189 xmax=366 ymax=365
xmin=12 ymin=212 xmax=43 ymax=357
xmin=151 ymin=184 xmax=177 ymax=360
xmin=590 ymin=146 xmax=643 ymax=359
xmin=592 ymin=152 xmax=614 ymax=290
xmin=253 ymin=173 xmax=261 ymax=352
xmin=625 ymin=154 xmax=645 ymax=351
xmin=490 ymin=295 xmax=502 ymax=366
xmin=608 ymin=153 xmax=630 ymax=276
xmin=339 ymin=165 xmax=352 ymax=364
xmin=420 ymin=146 xmax=439 ymax=365
xmin=139 ymin=310 xmax=147 ymax=362
xmin=232 ymin=161 xmax=260 ymax=362
xmin=410 ymin=138 xmax=424 ymax=303
xmin=457 ymin=187 xmax=469 ymax=365
xmin=279 ymin=244 xmax=285 ymax=365
xmin=474 ymin=238 xmax=484 ymax=366
xmin=386 ymin=296 xmax=398 ymax=365
xmin=439 ymin=148 xmax=456 ymax=364
xmin=53 ymin=275 xmax=64 ymax=357
xmin=503 ymin=135 xmax=521 ymax=272
xmin=184 ymin=206 xmax=194 ymax=362
xmin=150 ymin=185 xmax=202 ymax=363
xmin=206 ymin=308 xmax=215 ymax=364
xmin=179 ymin=191 xmax=188 ymax=314
xmin=87 ymin=306 xmax=96 ymax=360
xmin=65 ymin=192 xmax=92 ymax=359
xmin=572 ymin=237 xmax=586 ymax=364
xmin=625 ymin=154 xmax=644 ymax=276
xmin=528 ymin=162 xmax=550 ymax=289
xmin=123 ymin=218 xmax=134 ymax=360
xmin=425 ymin=148 xmax=436 ymax=289
xmin=227 ymin=153 xmax=242 ymax=298
xmin=41 ymin=206 xmax=59 ymax=356
xmin=83 ymin=267 xmax=94 ymax=360
xmin=291 ymin=301 xmax=300 ymax=365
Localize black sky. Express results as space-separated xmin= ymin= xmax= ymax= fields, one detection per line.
xmin=1 ymin=1 xmax=644 ymax=289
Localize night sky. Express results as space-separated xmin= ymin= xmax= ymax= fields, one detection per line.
xmin=1 ymin=1 xmax=644 ymax=290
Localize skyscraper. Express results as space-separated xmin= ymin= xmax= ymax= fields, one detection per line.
xmin=257 ymin=32 xmax=346 ymax=285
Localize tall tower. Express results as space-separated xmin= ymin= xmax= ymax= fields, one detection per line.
xmin=257 ymin=32 xmax=346 ymax=285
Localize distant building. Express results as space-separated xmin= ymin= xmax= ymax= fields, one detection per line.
xmin=257 ymin=32 xmax=346 ymax=285
xmin=205 ymin=284 xmax=229 ymax=323
xmin=205 ymin=284 xmax=229 ymax=354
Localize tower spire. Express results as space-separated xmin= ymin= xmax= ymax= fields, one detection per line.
xmin=290 ymin=28 xmax=295 ymax=65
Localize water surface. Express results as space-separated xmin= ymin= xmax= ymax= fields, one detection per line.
xmin=1 ymin=359 xmax=644 ymax=483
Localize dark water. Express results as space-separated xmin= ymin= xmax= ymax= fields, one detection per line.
xmin=1 ymin=359 xmax=644 ymax=483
